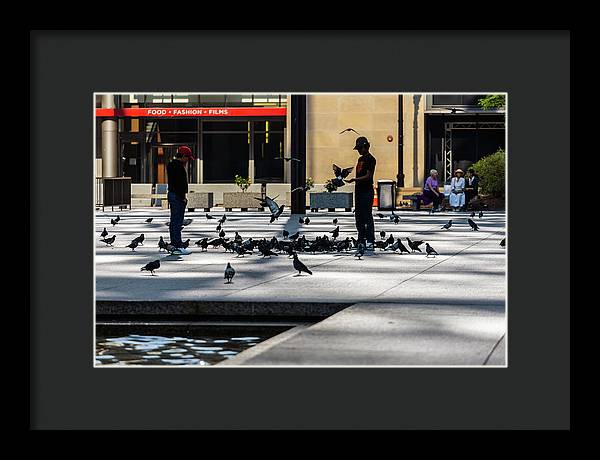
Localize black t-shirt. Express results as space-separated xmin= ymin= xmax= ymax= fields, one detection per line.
xmin=166 ymin=159 xmax=188 ymax=199
xmin=354 ymin=152 xmax=376 ymax=192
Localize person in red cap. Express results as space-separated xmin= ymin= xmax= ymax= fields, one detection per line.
xmin=166 ymin=146 xmax=195 ymax=255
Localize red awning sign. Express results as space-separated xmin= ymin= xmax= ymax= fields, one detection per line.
xmin=95 ymin=107 xmax=287 ymax=117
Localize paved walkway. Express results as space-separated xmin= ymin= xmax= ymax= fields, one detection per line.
xmin=95 ymin=206 xmax=506 ymax=365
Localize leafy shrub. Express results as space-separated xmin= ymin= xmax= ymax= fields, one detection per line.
xmin=305 ymin=177 xmax=314 ymax=191
xmin=477 ymin=94 xmax=506 ymax=110
xmin=472 ymin=148 xmax=505 ymax=197
xmin=234 ymin=175 xmax=251 ymax=192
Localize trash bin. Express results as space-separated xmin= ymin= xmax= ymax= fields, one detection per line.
xmin=377 ymin=180 xmax=396 ymax=211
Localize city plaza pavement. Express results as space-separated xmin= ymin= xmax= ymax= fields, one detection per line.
xmin=95 ymin=206 xmax=507 ymax=366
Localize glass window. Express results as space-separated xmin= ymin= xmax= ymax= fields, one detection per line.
xmin=203 ymin=121 xmax=248 ymax=132
xmin=203 ymin=133 xmax=249 ymax=182
xmin=254 ymin=131 xmax=284 ymax=182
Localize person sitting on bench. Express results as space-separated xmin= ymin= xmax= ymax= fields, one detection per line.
xmin=422 ymin=169 xmax=444 ymax=211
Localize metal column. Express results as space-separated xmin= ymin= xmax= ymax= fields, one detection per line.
xmin=290 ymin=95 xmax=306 ymax=214
xmin=101 ymin=94 xmax=118 ymax=177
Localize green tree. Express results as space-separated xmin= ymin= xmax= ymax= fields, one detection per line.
xmin=477 ymin=94 xmax=506 ymax=110
xmin=472 ymin=148 xmax=505 ymax=197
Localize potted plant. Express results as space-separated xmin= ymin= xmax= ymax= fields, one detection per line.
xmin=223 ymin=175 xmax=262 ymax=211
xmin=309 ymin=179 xmax=353 ymax=212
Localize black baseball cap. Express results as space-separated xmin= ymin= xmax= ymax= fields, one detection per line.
xmin=353 ymin=136 xmax=370 ymax=150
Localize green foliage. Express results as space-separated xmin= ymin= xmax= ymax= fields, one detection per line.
xmin=324 ymin=179 xmax=338 ymax=193
xmin=472 ymin=148 xmax=505 ymax=197
xmin=305 ymin=177 xmax=314 ymax=191
xmin=234 ymin=174 xmax=251 ymax=192
xmin=477 ymin=94 xmax=506 ymax=110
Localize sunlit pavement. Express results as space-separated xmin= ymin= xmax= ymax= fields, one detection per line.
xmin=96 ymin=206 xmax=506 ymax=366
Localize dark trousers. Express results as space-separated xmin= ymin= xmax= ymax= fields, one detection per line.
xmin=355 ymin=188 xmax=375 ymax=243
xmin=168 ymin=191 xmax=186 ymax=248
xmin=423 ymin=189 xmax=443 ymax=208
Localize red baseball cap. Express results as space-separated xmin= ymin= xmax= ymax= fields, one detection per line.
xmin=177 ymin=145 xmax=195 ymax=159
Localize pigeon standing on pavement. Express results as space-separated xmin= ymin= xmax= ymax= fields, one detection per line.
xmin=441 ymin=220 xmax=453 ymax=230
xmin=425 ymin=243 xmax=439 ymax=258
xmin=470 ymin=211 xmax=475 ymax=218
xmin=224 ymin=263 xmax=235 ymax=283
xmin=219 ymin=229 xmax=226 ymax=238
xmin=100 ymin=227 xmax=108 ymax=238
xmin=283 ymin=229 xmax=289 ymax=239
xmin=206 ymin=213 xmax=215 ymax=220
xmin=145 ymin=218 xmax=153 ymax=223
xmin=292 ymin=252 xmax=312 ymax=276
xmin=141 ymin=259 xmax=160 ymax=275
xmin=181 ymin=239 xmax=190 ymax=249
xmin=101 ymin=235 xmax=116 ymax=247
xmin=500 ymin=238 xmax=506 ymax=247
xmin=289 ymin=231 xmax=300 ymax=241
xmin=467 ymin=218 xmax=479 ymax=231
xmin=354 ymin=241 xmax=365 ymax=259
xmin=330 ymin=226 xmax=340 ymax=239
xmin=299 ymin=217 xmax=305 ymax=224
xmin=195 ymin=237 xmax=209 ymax=251
xmin=111 ymin=218 xmax=118 ymax=226
xmin=333 ymin=218 xmax=338 ymax=225
xmin=158 ymin=236 xmax=168 ymax=252
xmin=304 ymin=217 xmax=310 ymax=225
xmin=376 ymin=213 xmax=385 ymax=219
xmin=406 ymin=237 xmax=424 ymax=253
xmin=380 ymin=231 xmax=386 ymax=239
xmin=126 ymin=240 xmax=139 ymax=251
xmin=479 ymin=211 xmax=484 ymax=219
xmin=133 ymin=233 xmax=145 ymax=245
xmin=397 ymin=239 xmax=410 ymax=255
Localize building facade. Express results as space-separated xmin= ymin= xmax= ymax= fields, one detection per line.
xmin=95 ymin=93 xmax=505 ymax=205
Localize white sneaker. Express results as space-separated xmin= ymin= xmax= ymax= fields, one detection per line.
xmin=365 ymin=243 xmax=375 ymax=251
xmin=177 ymin=247 xmax=192 ymax=255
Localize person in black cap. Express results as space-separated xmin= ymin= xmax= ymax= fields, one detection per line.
xmin=347 ymin=136 xmax=377 ymax=250
xmin=166 ymin=145 xmax=194 ymax=255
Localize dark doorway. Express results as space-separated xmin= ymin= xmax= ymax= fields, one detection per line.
xmin=202 ymin=121 xmax=249 ymax=183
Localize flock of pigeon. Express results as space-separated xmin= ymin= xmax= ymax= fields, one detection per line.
xmin=99 ymin=198 xmax=504 ymax=283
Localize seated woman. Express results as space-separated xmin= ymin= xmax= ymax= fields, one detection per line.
xmin=422 ymin=169 xmax=444 ymax=211
xmin=449 ymin=169 xmax=466 ymax=211
xmin=465 ymin=168 xmax=479 ymax=208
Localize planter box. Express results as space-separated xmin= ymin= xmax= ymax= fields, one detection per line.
xmin=222 ymin=192 xmax=264 ymax=211
xmin=187 ymin=192 xmax=213 ymax=211
xmin=309 ymin=192 xmax=353 ymax=211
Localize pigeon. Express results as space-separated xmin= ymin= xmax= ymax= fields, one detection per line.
xmin=425 ymin=243 xmax=439 ymax=257
xmin=126 ymin=240 xmax=139 ymax=251
xmin=224 ymin=263 xmax=235 ymax=283
xmin=331 ymin=164 xmax=354 ymax=187
xmin=216 ymin=223 xmax=222 ymax=232
xmin=141 ymin=259 xmax=160 ymax=275
xmin=275 ymin=156 xmax=301 ymax=162
xmin=115 ymin=216 xmax=121 ymax=222
xmin=291 ymin=185 xmax=310 ymax=193
xmin=283 ymin=230 xmax=289 ymax=239
xmin=269 ymin=205 xmax=285 ymax=223
xmin=255 ymin=195 xmax=281 ymax=215
xmin=333 ymin=218 xmax=338 ymax=225
xmin=406 ymin=237 xmax=424 ymax=253
xmin=385 ymin=234 xmax=395 ymax=246
xmin=385 ymin=239 xmax=400 ymax=252
xmin=158 ymin=236 xmax=168 ymax=252
xmin=220 ymin=214 xmax=227 ymax=223
xmin=101 ymin=235 xmax=116 ymax=247
xmin=470 ymin=211 xmax=475 ymax=218
xmin=182 ymin=218 xmax=193 ymax=226
xmin=441 ymin=220 xmax=453 ymax=230
xmin=195 ymin=237 xmax=209 ymax=251
xmin=206 ymin=213 xmax=215 ymax=220
xmin=219 ymin=229 xmax=226 ymax=238
xmin=100 ymin=227 xmax=108 ymax=238
xmin=234 ymin=232 xmax=243 ymax=244
xmin=479 ymin=211 xmax=483 ymax=219
xmin=339 ymin=128 xmax=360 ymax=135
xmin=380 ymin=231 xmax=386 ymax=239
xmin=133 ymin=233 xmax=145 ymax=245
xmin=145 ymin=218 xmax=153 ymax=223
xmin=304 ymin=217 xmax=310 ymax=225
xmin=208 ymin=237 xmax=224 ymax=248
xmin=467 ymin=218 xmax=479 ymax=231
xmin=181 ymin=239 xmax=190 ymax=249
xmin=330 ymin=226 xmax=340 ymax=239
xmin=397 ymin=239 xmax=410 ymax=255
xmin=299 ymin=217 xmax=305 ymax=224
xmin=258 ymin=246 xmax=279 ymax=258
xmin=376 ymin=213 xmax=385 ymax=219
xmin=289 ymin=231 xmax=300 ymax=241
xmin=393 ymin=215 xmax=400 ymax=224
xmin=222 ymin=240 xmax=235 ymax=253
xmin=389 ymin=211 xmax=399 ymax=222
xmin=110 ymin=218 xmax=118 ymax=226
xmin=233 ymin=245 xmax=252 ymax=257
xmin=500 ymin=238 xmax=506 ymax=247
xmin=292 ymin=252 xmax=312 ymax=276
xmin=354 ymin=241 xmax=365 ymax=259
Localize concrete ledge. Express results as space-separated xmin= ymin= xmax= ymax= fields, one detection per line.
xmin=96 ymin=300 xmax=352 ymax=317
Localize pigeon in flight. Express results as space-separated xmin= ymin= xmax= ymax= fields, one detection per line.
xmin=406 ymin=237 xmax=424 ymax=253
xmin=224 ymin=263 xmax=235 ymax=283
xmin=255 ymin=195 xmax=281 ymax=216
xmin=339 ymin=128 xmax=360 ymax=135
xmin=100 ymin=227 xmax=108 ymax=239
xmin=269 ymin=205 xmax=285 ymax=223
xmin=331 ymin=164 xmax=354 ymax=187
xmin=478 ymin=211 xmax=484 ymax=219
xmin=291 ymin=185 xmax=311 ymax=193
xmin=467 ymin=218 xmax=479 ymax=231
xmin=425 ymin=243 xmax=439 ymax=257
xmin=141 ymin=259 xmax=160 ymax=275
xmin=126 ymin=240 xmax=139 ymax=251
xmin=500 ymin=238 xmax=506 ymax=247
xmin=275 ymin=156 xmax=301 ymax=162
xmin=145 ymin=218 xmax=153 ymax=223
xmin=441 ymin=220 xmax=453 ymax=230
xmin=101 ymin=235 xmax=116 ymax=247
xmin=292 ymin=252 xmax=312 ymax=276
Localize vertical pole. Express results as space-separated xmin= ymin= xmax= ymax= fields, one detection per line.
xmin=101 ymin=94 xmax=118 ymax=177
xmin=397 ymin=94 xmax=404 ymax=187
xmin=290 ymin=95 xmax=306 ymax=214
